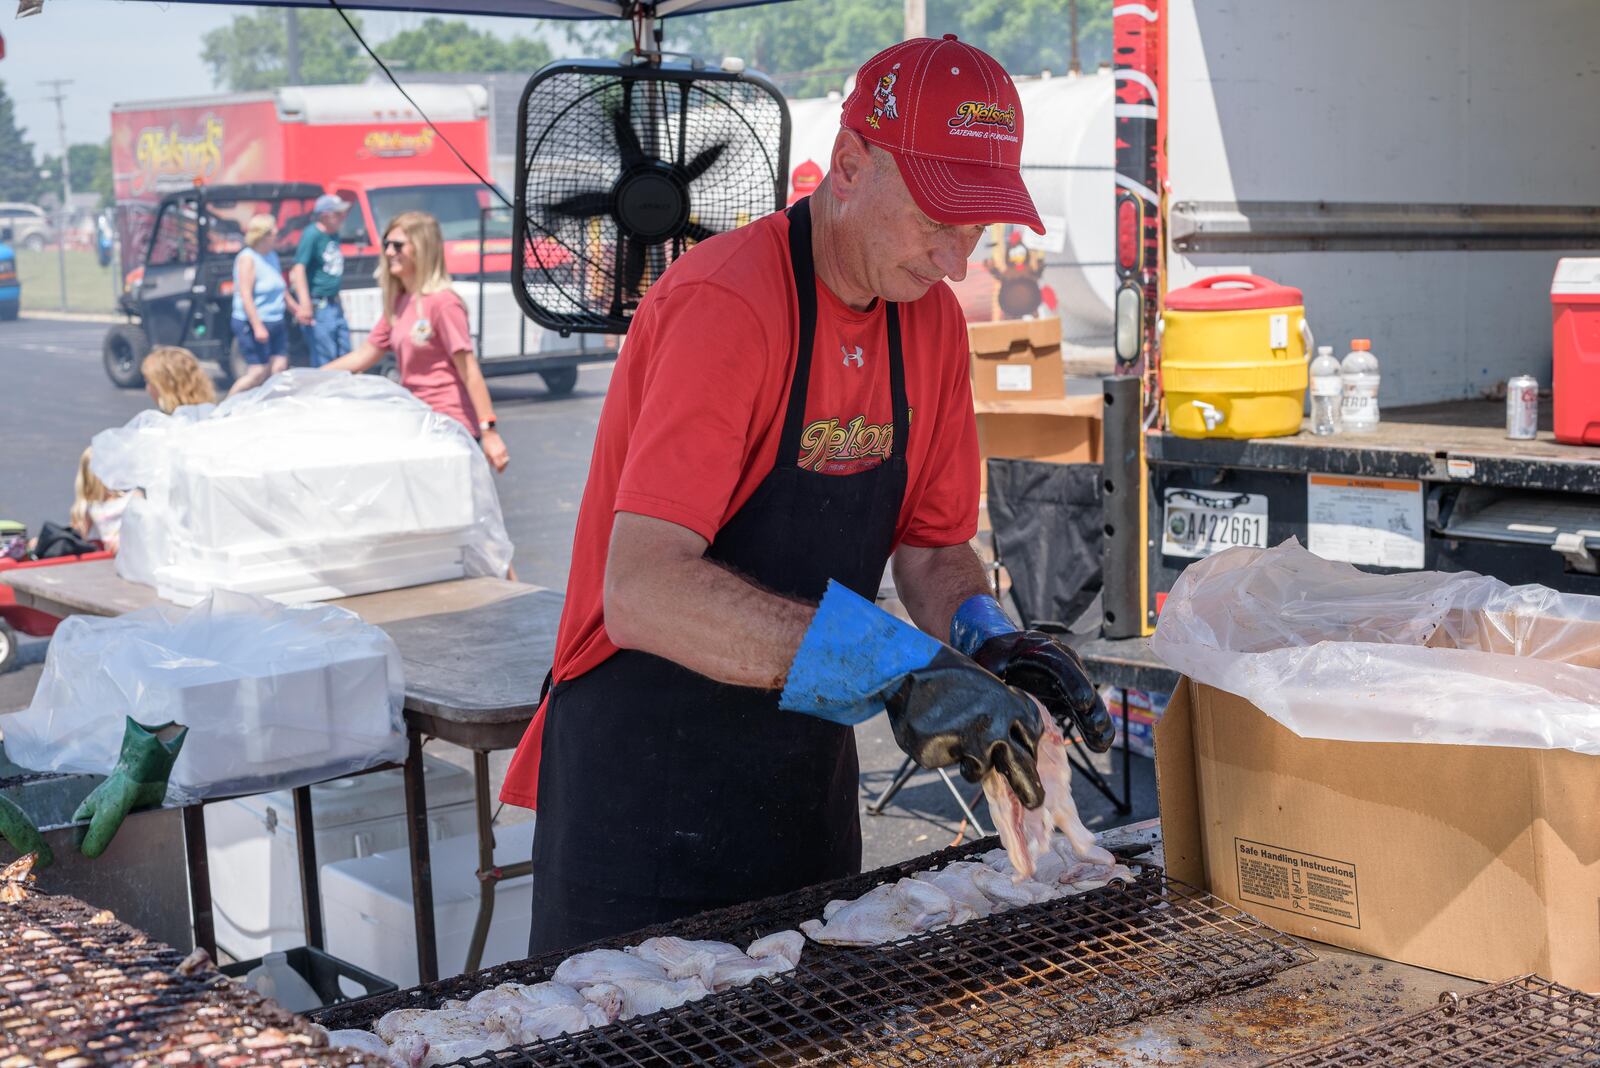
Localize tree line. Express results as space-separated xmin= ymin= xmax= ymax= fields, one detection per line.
xmin=0 ymin=0 xmax=1111 ymax=206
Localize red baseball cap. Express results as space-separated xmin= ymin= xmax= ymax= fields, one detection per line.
xmin=788 ymin=159 xmax=824 ymax=205
xmin=841 ymin=35 xmax=1043 ymax=234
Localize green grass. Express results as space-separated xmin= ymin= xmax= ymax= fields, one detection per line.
xmin=14 ymin=249 xmax=118 ymax=315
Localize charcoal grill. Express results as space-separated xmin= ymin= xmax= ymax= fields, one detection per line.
xmin=313 ymin=838 xmax=1313 ymax=1067
xmin=0 ymin=881 xmax=370 ymax=1067
xmin=1261 ymin=974 xmax=1600 ymax=1066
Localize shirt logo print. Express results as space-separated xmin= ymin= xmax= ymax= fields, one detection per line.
xmin=841 ymin=345 xmax=864 ymax=368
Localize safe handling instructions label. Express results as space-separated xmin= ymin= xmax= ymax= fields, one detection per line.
xmin=1306 ymin=473 xmax=1425 ymax=569
xmin=1235 ymin=838 xmax=1361 ymax=928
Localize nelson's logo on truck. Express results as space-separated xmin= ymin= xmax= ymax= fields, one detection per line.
xmin=110 ymin=84 xmax=503 ymax=285
xmin=132 ymin=114 xmax=225 ymax=193
xmin=359 ymin=128 xmax=436 ymax=160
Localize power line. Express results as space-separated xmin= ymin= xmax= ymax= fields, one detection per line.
xmin=39 ymin=77 xmax=71 ymax=313
xmin=324 ymin=0 xmax=514 ymax=211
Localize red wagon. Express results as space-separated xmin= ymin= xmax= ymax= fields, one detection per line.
xmin=0 ymin=551 xmax=114 ymax=672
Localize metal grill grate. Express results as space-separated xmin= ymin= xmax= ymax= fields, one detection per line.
xmin=1261 ymin=974 xmax=1600 ymax=1066
xmin=315 ymin=839 xmax=1312 ymax=1067
xmin=0 ymin=887 xmax=370 ymax=1067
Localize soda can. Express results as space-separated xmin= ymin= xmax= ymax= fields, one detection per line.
xmin=1506 ymin=375 xmax=1539 ymax=440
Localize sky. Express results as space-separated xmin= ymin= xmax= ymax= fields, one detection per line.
xmin=2 ymin=1 xmax=568 ymax=148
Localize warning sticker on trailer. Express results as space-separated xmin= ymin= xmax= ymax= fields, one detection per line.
xmin=1306 ymin=474 xmax=1425 ymax=569
xmin=1235 ymin=838 xmax=1361 ymax=928
xmin=1161 ymin=488 xmax=1269 ymax=559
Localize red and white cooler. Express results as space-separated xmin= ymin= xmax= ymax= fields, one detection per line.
xmin=1552 ymin=258 xmax=1600 ymax=445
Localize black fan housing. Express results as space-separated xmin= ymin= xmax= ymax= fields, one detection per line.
xmin=514 ymin=60 xmax=791 ymax=335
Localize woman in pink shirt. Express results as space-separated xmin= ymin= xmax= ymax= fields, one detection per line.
xmin=327 ymin=210 xmax=509 ymax=472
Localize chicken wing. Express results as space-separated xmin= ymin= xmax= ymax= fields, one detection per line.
xmin=746 ymin=930 xmax=804 ymax=969
xmin=1036 ymin=715 xmax=1117 ymax=866
xmin=910 ymin=863 xmax=995 ymax=920
xmin=580 ymin=976 xmax=711 ymax=1020
xmin=373 ymin=1006 xmax=508 ymax=1067
xmin=799 ymin=878 xmax=958 ymax=946
xmin=552 ymin=948 xmax=669 ymax=988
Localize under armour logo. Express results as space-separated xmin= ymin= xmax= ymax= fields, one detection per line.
xmin=841 ymin=345 xmax=864 ymax=368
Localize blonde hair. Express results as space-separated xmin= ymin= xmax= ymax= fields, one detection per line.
xmin=244 ymin=212 xmax=278 ymax=250
xmin=142 ymin=345 xmax=217 ymax=413
xmin=377 ymin=210 xmax=454 ymax=322
xmin=70 ymin=448 xmax=115 ymax=538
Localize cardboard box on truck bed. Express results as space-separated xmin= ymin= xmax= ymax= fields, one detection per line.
xmin=974 ymin=394 xmax=1100 ymax=493
xmin=968 ymin=317 xmax=1064 ymax=403
xmin=1155 ymin=591 xmax=1600 ymax=991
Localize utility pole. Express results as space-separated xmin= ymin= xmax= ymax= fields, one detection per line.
xmin=286 ymin=8 xmax=302 ymax=85
xmin=1068 ymin=0 xmax=1082 ymax=74
xmin=904 ymin=0 xmax=925 ymax=41
xmin=40 ymin=78 xmax=71 ymax=313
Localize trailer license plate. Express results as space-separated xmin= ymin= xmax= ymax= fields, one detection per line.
xmin=1163 ymin=488 xmax=1269 ymax=558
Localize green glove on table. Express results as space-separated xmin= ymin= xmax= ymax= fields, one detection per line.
xmin=73 ymin=718 xmax=187 ymax=859
xmin=0 ymin=793 xmax=50 ymax=869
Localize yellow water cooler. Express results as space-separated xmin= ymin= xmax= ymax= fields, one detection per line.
xmin=1160 ymin=274 xmax=1312 ymax=439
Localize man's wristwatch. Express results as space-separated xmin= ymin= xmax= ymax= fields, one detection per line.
xmin=479 ymin=417 xmax=497 ymax=433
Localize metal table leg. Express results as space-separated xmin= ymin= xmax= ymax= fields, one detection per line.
xmin=464 ymin=750 xmax=533 ymax=974
xmin=865 ymin=756 xmax=919 ymax=815
xmin=464 ymin=750 xmax=497 ymax=973
xmin=182 ymin=805 xmax=216 ymax=958
xmin=291 ymin=785 xmax=324 ymax=950
xmin=403 ymin=727 xmax=439 ymax=984
xmin=938 ymin=768 xmax=990 ymax=838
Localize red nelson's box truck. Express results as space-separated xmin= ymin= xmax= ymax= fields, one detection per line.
xmin=111 ymin=83 xmax=506 ymax=288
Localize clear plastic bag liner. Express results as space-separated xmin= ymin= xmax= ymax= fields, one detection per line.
xmin=3 ymin=590 xmax=406 ymax=803
xmin=1149 ymin=540 xmax=1600 ymax=753
xmin=91 ymin=370 xmax=513 ymax=595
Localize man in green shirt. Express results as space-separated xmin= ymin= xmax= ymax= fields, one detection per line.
xmin=291 ymin=194 xmax=353 ymax=367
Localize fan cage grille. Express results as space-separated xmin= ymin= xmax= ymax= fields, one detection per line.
xmin=517 ymin=66 xmax=789 ymax=333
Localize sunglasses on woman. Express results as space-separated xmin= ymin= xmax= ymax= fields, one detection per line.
xmin=384 ymin=238 xmax=409 ymax=253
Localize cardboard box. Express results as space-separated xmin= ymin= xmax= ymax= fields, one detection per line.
xmin=1156 ymin=671 xmax=1600 ymax=990
xmin=975 ymin=394 xmax=1101 ymax=493
xmin=969 ymin=317 xmax=1065 ymax=403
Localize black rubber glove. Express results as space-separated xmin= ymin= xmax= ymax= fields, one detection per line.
xmin=882 ymin=646 xmax=1047 ymax=808
xmin=971 ymin=630 xmax=1117 ymax=753
xmin=780 ymin=581 xmax=1048 ymax=808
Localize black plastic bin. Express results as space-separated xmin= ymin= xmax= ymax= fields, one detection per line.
xmin=221 ymin=946 xmax=396 ymax=1010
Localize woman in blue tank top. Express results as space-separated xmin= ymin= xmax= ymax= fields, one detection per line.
xmin=227 ymin=213 xmax=298 ymax=397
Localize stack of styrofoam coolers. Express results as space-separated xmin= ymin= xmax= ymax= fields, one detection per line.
xmin=101 ymin=373 xmax=510 ymax=605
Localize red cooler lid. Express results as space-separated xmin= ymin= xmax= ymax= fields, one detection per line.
xmin=1165 ymin=274 xmax=1304 ymax=312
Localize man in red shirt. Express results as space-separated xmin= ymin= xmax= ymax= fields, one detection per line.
xmin=504 ymin=36 xmax=1114 ymax=954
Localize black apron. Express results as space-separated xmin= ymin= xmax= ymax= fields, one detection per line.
xmin=528 ymin=197 xmax=911 ymax=954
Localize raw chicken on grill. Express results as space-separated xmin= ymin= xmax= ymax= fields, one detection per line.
xmin=551 ymin=948 xmax=671 ymax=987
xmin=799 ymin=877 xmax=961 ymax=945
xmin=467 ymin=981 xmax=614 ymax=1042
xmin=552 ymin=947 xmax=714 ymax=1021
xmin=374 ymin=1005 xmax=509 ymax=1067
xmin=322 ymin=1027 xmax=393 ymax=1059
xmin=747 ymin=930 xmax=804 ymax=969
xmin=910 ymin=862 xmax=996 ymax=920
xmin=581 ymin=975 xmax=712 ymax=1020
xmin=971 ymin=859 xmax=1059 ymax=907
xmin=630 ymin=931 xmax=803 ymax=992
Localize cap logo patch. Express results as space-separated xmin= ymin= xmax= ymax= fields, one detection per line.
xmin=948 ymin=100 xmax=1017 ymax=133
xmin=866 ymin=65 xmax=901 ymax=130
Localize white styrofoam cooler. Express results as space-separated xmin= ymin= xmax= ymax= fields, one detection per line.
xmin=206 ymin=756 xmax=478 ymax=962
xmin=323 ymin=820 xmax=536 ymax=988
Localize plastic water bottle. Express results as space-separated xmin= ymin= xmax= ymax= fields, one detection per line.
xmin=1309 ymin=345 xmax=1342 ymax=435
xmin=1340 ymin=339 xmax=1381 ymax=434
